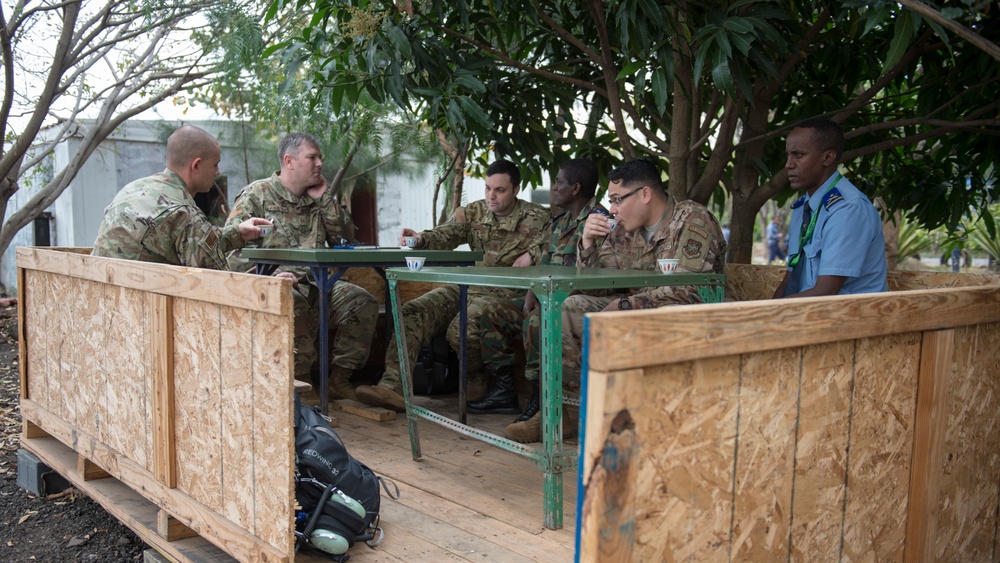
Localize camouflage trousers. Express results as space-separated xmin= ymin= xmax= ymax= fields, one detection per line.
xmin=293 ymin=280 xmax=378 ymax=379
xmin=559 ymin=294 xmax=617 ymax=393
xmin=475 ymin=295 xmax=527 ymax=372
xmin=380 ymin=285 xmax=519 ymax=389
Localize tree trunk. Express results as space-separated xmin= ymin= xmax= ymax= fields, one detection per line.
xmin=727 ymin=197 xmax=760 ymax=264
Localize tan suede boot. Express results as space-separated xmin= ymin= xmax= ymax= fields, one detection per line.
xmin=466 ymin=375 xmax=490 ymax=402
xmin=329 ymin=365 xmax=357 ymax=401
xmin=355 ymin=384 xmax=406 ymax=412
xmin=505 ymin=406 xmax=577 ymax=443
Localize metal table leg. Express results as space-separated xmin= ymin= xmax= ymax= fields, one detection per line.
xmin=389 ymin=277 xmax=422 ymax=461
xmin=458 ymin=284 xmax=468 ymax=425
xmin=310 ymin=266 xmax=346 ymax=415
xmin=538 ymin=288 xmax=569 ymax=530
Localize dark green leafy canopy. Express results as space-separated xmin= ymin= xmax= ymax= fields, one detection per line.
xmin=265 ymin=0 xmax=1000 ymax=252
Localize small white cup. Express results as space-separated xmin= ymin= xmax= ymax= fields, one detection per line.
xmin=657 ymin=258 xmax=679 ymax=274
xmin=405 ymin=256 xmax=426 ymax=271
xmin=258 ymin=226 xmax=273 ymax=237
xmin=403 ymin=235 xmax=418 ymax=248
xmin=607 ymin=217 xmax=619 ymax=231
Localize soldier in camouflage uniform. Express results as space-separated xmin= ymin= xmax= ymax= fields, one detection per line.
xmin=506 ymin=158 xmax=727 ymax=443
xmin=92 ymin=125 xmax=270 ymax=268
xmin=355 ymin=160 xmax=550 ymax=412
xmin=226 ymin=133 xmax=378 ymax=402
xmin=477 ymin=159 xmax=604 ymax=417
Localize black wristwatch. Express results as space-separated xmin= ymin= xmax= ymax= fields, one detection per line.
xmin=618 ymin=296 xmax=632 ymax=310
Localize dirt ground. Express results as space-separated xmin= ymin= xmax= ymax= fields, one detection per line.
xmin=0 ymin=305 xmax=147 ymax=561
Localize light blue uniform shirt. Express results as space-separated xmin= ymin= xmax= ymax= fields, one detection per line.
xmin=785 ymin=172 xmax=888 ymax=295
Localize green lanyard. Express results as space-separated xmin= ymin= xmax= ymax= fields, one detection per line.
xmin=788 ymin=172 xmax=841 ymax=268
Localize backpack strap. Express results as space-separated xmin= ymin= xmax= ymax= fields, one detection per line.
xmin=378 ymin=476 xmax=400 ymax=500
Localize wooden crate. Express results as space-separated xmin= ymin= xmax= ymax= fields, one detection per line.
xmin=578 ymin=277 xmax=1000 ymax=560
xmin=18 ymin=248 xmax=296 ymax=562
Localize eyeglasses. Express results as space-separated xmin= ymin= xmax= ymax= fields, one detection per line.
xmin=608 ymin=186 xmax=645 ymax=207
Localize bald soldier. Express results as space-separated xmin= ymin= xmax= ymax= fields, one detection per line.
xmin=92 ymin=125 xmax=270 ymax=268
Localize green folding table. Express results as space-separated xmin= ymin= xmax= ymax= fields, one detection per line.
xmin=385 ymin=264 xmax=726 ymax=529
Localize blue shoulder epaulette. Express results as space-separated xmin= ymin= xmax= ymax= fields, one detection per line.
xmin=790 ymin=195 xmax=807 ymax=209
xmin=822 ymin=188 xmax=844 ymax=211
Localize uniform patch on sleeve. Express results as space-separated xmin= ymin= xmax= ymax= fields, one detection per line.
xmin=688 ymin=224 xmax=709 ymax=239
xmin=682 ymin=238 xmax=703 ymax=259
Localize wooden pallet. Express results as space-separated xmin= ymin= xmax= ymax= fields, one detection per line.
xmin=22 ymin=394 xmax=576 ymax=562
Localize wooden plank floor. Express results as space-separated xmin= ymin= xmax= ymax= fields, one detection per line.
xmin=23 ymin=393 xmax=577 ymax=562
xmin=306 ymin=393 xmax=578 ymax=562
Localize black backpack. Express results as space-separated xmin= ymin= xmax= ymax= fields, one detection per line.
xmin=293 ymin=394 xmax=399 ymax=560
xmin=411 ymin=332 xmax=459 ymax=395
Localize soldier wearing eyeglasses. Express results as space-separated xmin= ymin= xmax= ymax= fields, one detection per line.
xmin=505 ymin=157 xmax=727 ymax=443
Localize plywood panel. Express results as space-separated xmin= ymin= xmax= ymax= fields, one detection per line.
xmin=48 ymin=271 xmax=73 ymax=422
xmin=74 ymin=279 xmax=104 ymax=440
xmin=731 ymin=347 xmax=799 ymax=560
xmin=104 ymin=285 xmax=151 ymax=467
xmin=788 ymin=340 xmax=853 ymax=560
xmin=723 ymin=263 xmax=784 ymax=302
xmin=74 ymin=279 xmax=107 ymax=443
xmin=23 ymin=271 xmax=49 ymax=409
xmin=935 ymin=323 xmax=1000 ymax=560
xmin=173 ymin=298 xmax=223 ymax=513
xmin=219 ymin=306 xmax=254 ymax=530
xmin=251 ymin=310 xmax=294 ymax=555
xmin=16 ymin=247 xmax=291 ymax=315
xmin=588 ymin=286 xmax=1000 ymax=373
xmin=887 ymin=269 xmax=1000 ymax=291
xmin=633 ymin=356 xmax=739 ymax=561
xmin=842 ymin=332 xmax=920 ymax=560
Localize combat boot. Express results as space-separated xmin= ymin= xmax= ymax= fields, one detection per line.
xmin=329 ymin=365 xmax=357 ymax=401
xmin=505 ymin=405 xmax=577 ymax=443
xmin=467 ymin=365 xmax=519 ymax=414
xmin=513 ymin=382 xmax=539 ymax=423
xmin=355 ymin=384 xmax=406 ymax=412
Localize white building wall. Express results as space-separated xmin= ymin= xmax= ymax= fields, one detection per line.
xmin=1 ymin=120 xmax=274 ymax=293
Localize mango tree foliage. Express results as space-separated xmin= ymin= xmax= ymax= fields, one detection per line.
xmin=0 ymin=0 xmax=240 ymax=258
xmin=195 ymin=4 xmax=449 ymax=203
xmin=267 ymin=0 xmax=999 ymax=262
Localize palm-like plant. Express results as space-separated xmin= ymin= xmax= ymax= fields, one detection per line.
xmin=897 ymin=215 xmax=933 ymax=263
xmin=966 ymin=205 xmax=1000 ymax=269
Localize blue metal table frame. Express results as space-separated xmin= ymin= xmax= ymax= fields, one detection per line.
xmin=385 ymin=265 xmax=726 ymax=529
xmin=242 ymin=248 xmax=482 ymax=414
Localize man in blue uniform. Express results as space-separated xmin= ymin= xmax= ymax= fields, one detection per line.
xmin=773 ymin=118 xmax=888 ymax=298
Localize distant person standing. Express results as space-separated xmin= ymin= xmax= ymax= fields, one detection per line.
xmin=92 ymin=125 xmax=269 ymax=268
xmin=772 ymin=118 xmax=888 ymax=298
xmin=766 ymin=217 xmax=785 ymax=264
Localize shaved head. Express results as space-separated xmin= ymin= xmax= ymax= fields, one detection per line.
xmin=166 ymin=125 xmax=220 ymax=169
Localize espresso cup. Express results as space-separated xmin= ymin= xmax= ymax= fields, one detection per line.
xmin=405 ymin=256 xmax=426 ymax=271
xmin=657 ymin=258 xmax=679 ymax=274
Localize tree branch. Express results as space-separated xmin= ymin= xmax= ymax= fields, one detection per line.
xmin=898 ymin=0 xmax=1000 ymax=63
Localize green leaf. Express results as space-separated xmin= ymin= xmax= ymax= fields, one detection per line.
xmin=711 ymin=52 xmax=734 ymax=95
xmin=616 ymin=60 xmax=644 ymax=81
xmin=723 ymin=17 xmax=754 ymax=35
xmin=940 ymin=7 xmax=963 ymax=19
xmin=862 ymin=3 xmax=891 ymax=36
xmin=881 ymin=9 xmax=916 ymax=74
xmin=651 ymin=69 xmax=667 ymax=114
xmin=386 ymin=26 xmax=412 ymax=59
xmin=457 ymin=96 xmax=492 ymax=129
